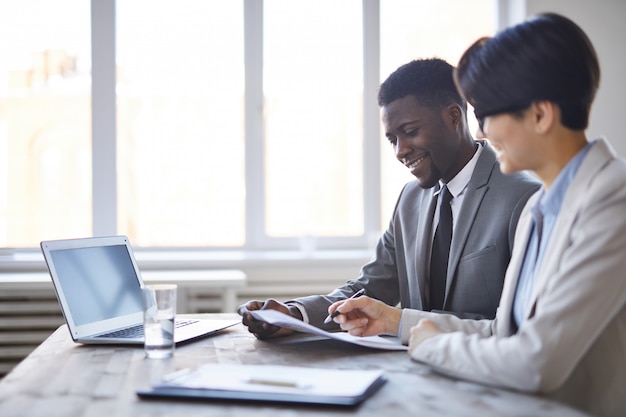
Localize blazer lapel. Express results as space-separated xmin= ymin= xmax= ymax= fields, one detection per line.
xmin=444 ymin=143 xmax=494 ymax=305
xmin=417 ymin=187 xmax=438 ymax=308
xmin=496 ymin=200 xmax=535 ymax=336
xmin=524 ymin=139 xmax=614 ymax=319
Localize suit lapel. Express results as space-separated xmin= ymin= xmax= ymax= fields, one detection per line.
xmin=417 ymin=187 xmax=437 ymax=308
xmin=444 ymin=143 xmax=494 ymax=305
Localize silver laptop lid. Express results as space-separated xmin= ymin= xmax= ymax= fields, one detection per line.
xmin=41 ymin=236 xmax=144 ymax=342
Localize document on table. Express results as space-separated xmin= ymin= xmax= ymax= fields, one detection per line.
xmin=251 ymin=309 xmax=408 ymax=351
xmin=137 ymin=364 xmax=387 ymax=406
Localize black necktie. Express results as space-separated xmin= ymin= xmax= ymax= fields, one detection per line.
xmin=429 ymin=186 xmax=453 ymax=311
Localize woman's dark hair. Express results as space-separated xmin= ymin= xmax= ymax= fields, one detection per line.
xmin=454 ymin=13 xmax=600 ymax=130
xmin=378 ymin=58 xmax=466 ymax=113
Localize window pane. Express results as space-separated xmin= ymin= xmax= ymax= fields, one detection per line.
xmin=117 ymin=0 xmax=245 ymax=247
xmin=379 ymin=0 xmax=496 ymax=230
xmin=0 ymin=1 xmax=92 ymax=247
xmin=264 ymin=0 xmax=364 ymax=238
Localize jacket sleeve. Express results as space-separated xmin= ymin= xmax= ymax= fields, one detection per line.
xmin=288 ymin=183 xmax=412 ymax=329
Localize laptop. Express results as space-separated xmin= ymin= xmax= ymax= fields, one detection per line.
xmin=40 ymin=235 xmax=239 ymax=345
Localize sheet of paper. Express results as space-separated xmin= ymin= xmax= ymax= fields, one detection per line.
xmin=156 ymin=364 xmax=384 ymax=398
xmin=250 ymin=309 xmax=407 ymax=351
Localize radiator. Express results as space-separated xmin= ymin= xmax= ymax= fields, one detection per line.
xmin=0 ymin=289 xmax=65 ymax=377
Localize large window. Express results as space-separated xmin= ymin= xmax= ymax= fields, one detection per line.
xmin=0 ymin=0 xmax=496 ymax=250
xmin=264 ymin=0 xmax=364 ymax=240
xmin=116 ymin=0 xmax=245 ymax=247
xmin=0 ymin=1 xmax=92 ymax=247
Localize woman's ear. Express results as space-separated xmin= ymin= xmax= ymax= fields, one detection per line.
xmin=533 ymin=101 xmax=558 ymax=134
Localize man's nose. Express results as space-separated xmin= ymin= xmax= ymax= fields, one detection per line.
xmin=395 ymin=137 xmax=411 ymax=160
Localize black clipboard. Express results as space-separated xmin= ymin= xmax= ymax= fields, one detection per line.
xmin=137 ymin=376 xmax=386 ymax=407
xmin=136 ymin=364 xmax=387 ymax=407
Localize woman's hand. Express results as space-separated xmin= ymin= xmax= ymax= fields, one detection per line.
xmin=328 ymin=296 xmax=402 ymax=337
xmin=408 ymin=319 xmax=443 ymax=355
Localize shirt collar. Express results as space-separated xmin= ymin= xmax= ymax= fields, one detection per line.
xmin=537 ymin=140 xmax=595 ymax=216
xmin=437 ymin=142 xmax=483 ymax=198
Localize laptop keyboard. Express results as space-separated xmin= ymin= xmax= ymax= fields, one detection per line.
xmin=97 ymin=319 xmax=199 ymax=339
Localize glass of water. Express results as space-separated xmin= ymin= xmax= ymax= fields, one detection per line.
xmin=141 ymin=284 xmax=177 ymax=359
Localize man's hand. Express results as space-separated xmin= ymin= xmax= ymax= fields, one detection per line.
xmin=237 ymin=299 xmax=303 ymax=339
xmin=408 ymin=319 xmax=443 ymax=356
xmin=329 ymin=296 xmax=402 ymax=337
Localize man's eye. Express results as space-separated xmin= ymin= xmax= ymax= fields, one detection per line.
xmin=404 ymin=129 xmax=417 ymax=137
xmin=387 ymin=136 xmax=397 ymax=146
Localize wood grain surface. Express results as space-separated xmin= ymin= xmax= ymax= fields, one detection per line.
xmin=0 ymin=314 xmax=590 ymax=417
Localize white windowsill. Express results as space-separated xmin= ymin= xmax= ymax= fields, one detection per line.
xmin=0 ymin=249 xmax=373 ymax=272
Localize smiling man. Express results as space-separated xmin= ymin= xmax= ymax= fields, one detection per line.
xmin=238 ymin=58 xmax=539 ymax=338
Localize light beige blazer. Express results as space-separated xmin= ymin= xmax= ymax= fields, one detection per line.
xmin=401 ymin=138 xmax=626 ymax=417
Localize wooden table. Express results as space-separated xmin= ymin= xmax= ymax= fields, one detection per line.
xmin=0 ymin=314 xmax=590 ymax=417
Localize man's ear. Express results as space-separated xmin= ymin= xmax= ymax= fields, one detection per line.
xmin=533 ymin=101 xmax=558 ymax=134
xmin=444 ymin=103 xmax=463 ymax=129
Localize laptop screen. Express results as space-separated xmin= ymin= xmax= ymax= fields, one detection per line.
xmin=48 ymin=244 xmax=143 ymax=326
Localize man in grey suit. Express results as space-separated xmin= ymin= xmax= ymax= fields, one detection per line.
xmin=238 ymin=58 xmax=539 ymax=338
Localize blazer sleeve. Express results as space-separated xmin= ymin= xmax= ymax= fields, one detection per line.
xmin=408 ymin=163 xmax=626 ymax=393
xmin=288 ymin=184 xmax=411 ymax=329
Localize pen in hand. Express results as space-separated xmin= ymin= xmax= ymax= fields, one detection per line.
xmin=323 ymin=288 xmax=366 ymax=324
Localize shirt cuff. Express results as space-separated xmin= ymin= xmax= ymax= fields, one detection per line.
xmin=397 ymin=311 xmax=405 ymax=341
xmin=399 ymin=308 xmax=429 ymax=345
xmin=285 ymin=302 xmax=309 ymax=324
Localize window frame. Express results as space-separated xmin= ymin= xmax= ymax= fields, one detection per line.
xmin=91 ymin=0 xmax=382 ymax=251
xmin=1 ymin=0 xmax=507 ymax=257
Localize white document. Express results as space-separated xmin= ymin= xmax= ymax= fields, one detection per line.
xmin=251 ymin=309 xmax=408 ymax=351
xmin=156 ymin=364 xmax=385 ymax=398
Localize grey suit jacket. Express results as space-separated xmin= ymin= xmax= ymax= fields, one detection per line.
xmin=403 ymin=138 xmax=626 ymax=417
xmin=293 ymin=142 xmax=540 ymax=328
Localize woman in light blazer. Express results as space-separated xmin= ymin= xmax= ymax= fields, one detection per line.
xmin=327 ymin=13 xmax=626 ymax=417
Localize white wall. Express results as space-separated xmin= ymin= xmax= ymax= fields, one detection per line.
xmin=523 ymin=0 xmax=626 ymax=157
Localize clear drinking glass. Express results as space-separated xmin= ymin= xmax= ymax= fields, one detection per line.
xmin=141 ymin=284 xmax=177 ymax=359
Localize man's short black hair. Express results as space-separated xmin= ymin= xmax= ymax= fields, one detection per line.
xmin=454 ymin=13 xmax=600 ymax=130
xmin=378 ymin=58 xmax=467 ymax=113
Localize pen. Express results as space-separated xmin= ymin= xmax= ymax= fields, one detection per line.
xmin=323 ymin=288 xmax=366 ymax=324
xmin=245 ymin=377 xmax=309 ymax=389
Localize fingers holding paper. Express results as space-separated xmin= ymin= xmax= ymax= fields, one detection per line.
xmin=237 ymin=299 xmax=301 ymax=339
xmin=329 ymin=296 xmax=402 ymax=338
